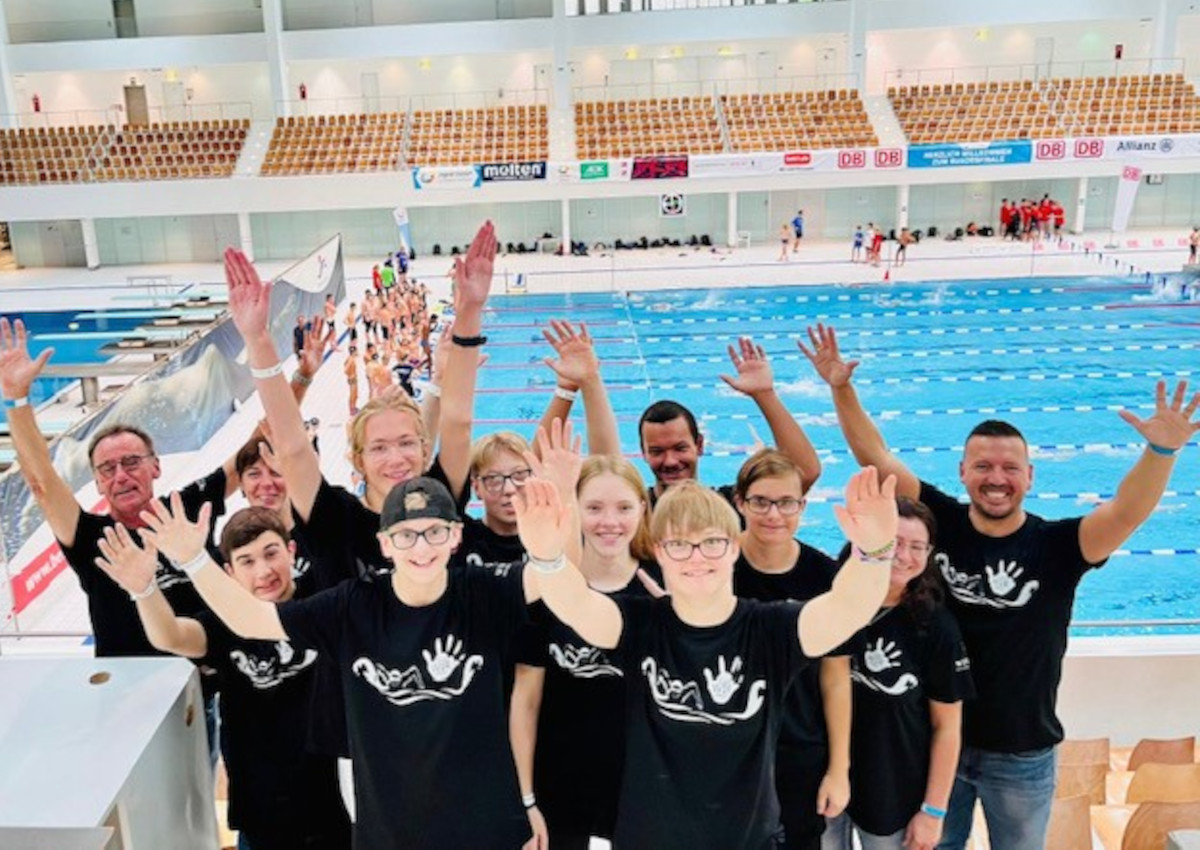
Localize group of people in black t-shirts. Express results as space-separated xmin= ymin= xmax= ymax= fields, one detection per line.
xmin=2 ymin=220 xmax=1197 ymax=850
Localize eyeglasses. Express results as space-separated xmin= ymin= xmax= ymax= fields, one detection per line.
xmin=386 ymin=524 xmax=454 ymax=549
xmin=476 ymin=468 xmax=532 ymax=494
xmin=896 ymin=540 xmax=933 ymax=558
xmin=660 ymin=537 xmax=732 ymax=561
xmin=743 ymin=495 xmax=805 ymax=516
xmin=94 ymin=454 xmax=155 ymax=480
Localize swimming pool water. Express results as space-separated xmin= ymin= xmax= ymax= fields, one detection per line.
xmin=473 ymin=276 xmax=1200 ymax=632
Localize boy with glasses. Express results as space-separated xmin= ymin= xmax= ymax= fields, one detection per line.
xmin=457 ymin=432 xmax=535 ymax=577
xmin=515 ymin=461 xmax=899 ymax=850
xmin=136 ymin=477 xmax=548 ymax=849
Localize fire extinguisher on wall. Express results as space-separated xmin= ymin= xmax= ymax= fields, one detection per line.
xmin=32 ymin=93 xmax=41 ymax=113
xmin=299 ymin=83 xmax=307 ymax=101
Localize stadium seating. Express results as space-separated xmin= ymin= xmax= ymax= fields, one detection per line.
xmin=575 ymin=96 xmax=722 ymax=159
xmin=260 ymin=112 xmax=405 ymax=176
xmin=407 ymin=104 xmax=548 ymax=167
xmin=889 ymin=73 xmax=1200 ymax=145
xmin=723 ymin=89 xmax=877 ymax=150
xmin=0 ymin=120 xmax=248 ymax=185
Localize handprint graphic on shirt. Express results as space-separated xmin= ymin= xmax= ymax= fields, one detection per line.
xmin=863 ymin=638 xmax=901 ymax=674
xmin=353 ymin=633 xmax=484 ymax=707
xmin=986 ymin=560 xmax=1022 ymax=596
xmin=702 ymin=656 xmax=744 ymax=705
xmin=422 ymin=636 xmax=466 ymax=683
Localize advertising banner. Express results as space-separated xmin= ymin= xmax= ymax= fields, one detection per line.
xmin=686 ymin=147 xmax=907 ymax=179
xmin=631 ymin=155 xmax=689 ymax=180
xmin=1033 ymin=134 xmax=1200 ymax=163
xmin=411 ymin=165 xmax=482 ymax=190
xmin=907 ymin=141 xmax=1033 ymax=168
xmin=480 ymin=161 xmax=547 ymax=182
xmin=688 ymin=153 xmax=784 ymax=179
xmin=1111 ymin=163 xmax=1143 ymax=234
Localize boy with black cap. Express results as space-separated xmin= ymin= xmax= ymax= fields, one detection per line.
xmin=125 ymin=478 xmax=540 ymax=850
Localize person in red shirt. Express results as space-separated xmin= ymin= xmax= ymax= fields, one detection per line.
xmin=999 ymin=199 xmax=1011 ymax=237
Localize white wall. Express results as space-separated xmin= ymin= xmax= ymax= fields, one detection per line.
xmin=3 ymin=0 xmax=114 ymax=43
xmin=280 ymin=0 xmax=552 ymax=30
xmin=136 ymin=1 xmax=264 ymax=37
xmin=908 ymin=178 xmax=1080 ymax=234
xmin=865 ymin=19 xmax=1159 ymax=93
xmin=569 ymin=194 xmax=727 ymax=245
xmin=94 ymin=215 xmax=240 ymax=264
xmin=12 ymin=64 xmax=272 ymax=124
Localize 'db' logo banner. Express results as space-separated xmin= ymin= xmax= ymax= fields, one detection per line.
xmin=1111 ymin=163 xmax=1142 ymax=234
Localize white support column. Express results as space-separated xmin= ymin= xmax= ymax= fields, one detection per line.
xmin=238 ymin=212 xmax=254 ymax=262
xmin=1072 ymin=177 xmax=1088 ymax=235
xmin=846 ymin=0 xmax=867 ymax=89
xmin=560 ymin=199 xmax=571 ymax=253
xmin=0 ymin=9 xmax=17 ymax=129
xmin=81 ymin=219 xmax=100 ymax=270
xmin=262 ymin=0 xmax=291 ymax=118
xmin=1150 ymin=0 xmax=1183 ymax=72
xmin=551 ymin=0 xmax=570 ymax=113
xmin=896 ymin=184 xmax=910 ymax=230
xmin=727 ymin=192 xmax=739 ymax=248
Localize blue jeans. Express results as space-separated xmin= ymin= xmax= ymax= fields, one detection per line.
xmin=823 ymin=813 xmax=906 ymax=850
xmin=938 ymin=745 xmax=1057 ymax=850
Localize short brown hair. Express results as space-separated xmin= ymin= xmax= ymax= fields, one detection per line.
xmin=734 ymin=448 xmax=804 ymax=500
xmin=470 ymin=431 xmax=531 ymax=476
xmin=219 ymin=507 xmax=289 ymax=563
xmin=87 ymin=424 xmax=156 ymax=464
xmin=650 ymin=480 xmax=739 ymax=542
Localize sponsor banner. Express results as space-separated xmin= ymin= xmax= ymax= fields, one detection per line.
xmin=12 ymin=543 xmax=69 ymax=614
xmin=908 ymin=141 xmax=1033 ymax=168
xmin=553 ymin=159 xmax=631 ymax=183
xmin=828 ymin=147 xmax=907 ymax=171
xmin=1112 ymin=163 xmax=1143 ymax=234
xmin=631 ymin=155 xmax=689 ymax=180
xmin=1034 ymin=134 xmax=1200 ymax=162
xmin=480 ymin=161 xmax=547 ymax=182
xmin=581 ymin=160 xmax=610 ymax=180
xmin=412 ymin=165 xmax=481 ymax=190
xmin=689 ymin=153 xmax=783 ymax=179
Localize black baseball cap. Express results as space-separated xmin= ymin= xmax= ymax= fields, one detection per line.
xmin=381 ymin=477 xmax=460 ymax=529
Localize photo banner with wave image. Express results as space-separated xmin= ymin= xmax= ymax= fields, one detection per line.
xmin=0 ymin=235 xmax=345 ymax=618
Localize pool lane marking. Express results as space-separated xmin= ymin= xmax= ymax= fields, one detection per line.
xmin=634 ymin=342 xmax=1198 ymax=365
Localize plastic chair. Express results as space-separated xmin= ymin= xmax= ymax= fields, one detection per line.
xmin=1123 ymin=801 xmax=1200 ymax=850
xmin=1127 ymin=764 xmax=1200 ymax=804
xmin=1129 ymin=737 xmax=1196 ymax=771
xmin=1046 ymin=794 xmax=1092 ymax=850
xmin=1057 ymin=761 xmax=1107 ymax=805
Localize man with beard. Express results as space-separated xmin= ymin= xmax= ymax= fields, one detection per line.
xmin=799 ymin=322 xmax=1199 ymax=850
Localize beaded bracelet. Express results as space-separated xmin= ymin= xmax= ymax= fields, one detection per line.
xmin=527 ymin=553 xmax=566 ymax=575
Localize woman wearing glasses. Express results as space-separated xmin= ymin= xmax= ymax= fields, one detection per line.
xmin=824 ymin=498 xmax=973 ymax=850
xmin=517 ymin=450 xmax=900 ymax=850
xmin=731 ymin=449 xmax=851 ymax=850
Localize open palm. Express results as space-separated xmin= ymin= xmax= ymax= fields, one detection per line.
xmin=0 ymin=318 xmax=53 ymax=399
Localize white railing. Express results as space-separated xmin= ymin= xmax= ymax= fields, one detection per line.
xmin=885 ymin=58 xmax=1188 ymax=91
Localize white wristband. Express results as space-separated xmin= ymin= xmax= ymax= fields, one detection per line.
xmin=527 ymin=553 xmax=566 ymax=574
xmin=174 ymin=550 xmax=210 ymax=577
xmin=129 ymin=580 xmax=158 ymax=601
xmin=423 ymin=383 xmax=442 ymax=399
xmin=522 ymin=793 xmax=536 ymax=809
xmin=250 ymin=362 xmax=284 ymax=379
xmin=553 ymin=386 xmax=578 ymax=402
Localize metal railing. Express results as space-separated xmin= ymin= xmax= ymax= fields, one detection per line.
xmin=575 ymin=71 xmax=861 ymax=104
xmin=275 ymin=89 xmax=549 ymax=118
xmin=1 ymin=102 xmax=255 ymax=131
xmin=884 ymin=57 xmax=1188 ymax=91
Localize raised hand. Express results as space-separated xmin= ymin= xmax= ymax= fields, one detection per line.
xmin=527 ymin=418 xmax=583 ymax=505
xmin=798 ymin=323 xmax=859 ymax=388
xmin=298 ymin=314 xmax=329 ymax=377
xmin=513 ymin=477 xmax=571 ymax=563
xmin=0 ymin=318 xmax=53 ymax=400
xmin=718 ymin=336 xmax=774 ymax=398
xmin=223 ymin=247 xmax=273 ymax=339
xmin=833 ymin=466 xmax=898 ymax=555
xmin=542 ymin=320 xmax=599 ymax=389
xmin=452 ymin=221 xmax=497 ymax=313
xmin=138 ymin=491 xmax=212 ymax=565
xmin=94 ymin=524 xmax=158 ymax=597
xmin=1118 ymin=380 xmax=1200 ymax=452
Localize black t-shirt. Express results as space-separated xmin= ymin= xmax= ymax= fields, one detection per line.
xmin=291 ymin=454 xmax=464 ymax=586
xmin=733 ymin=544 xmax=842 ymax=751
xmin=919 ymin=482 xmax=1101 ymax=752
xmin=516 ymin=560 xmax=662 ymax=838
xmin=610 ymin=595 xmax=811 ymax=850
xmin=196 ymin=571 xmax=349 ymax=846
xmin=846 ymin=604 xmax=974 ymax=836
xmin=451 ymin=516 xmax=527 ymax=577
xmin=277 ymin=568 xmax=532 ymax=850
xmin=58 ymin=468 xmax=227 ymax=658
